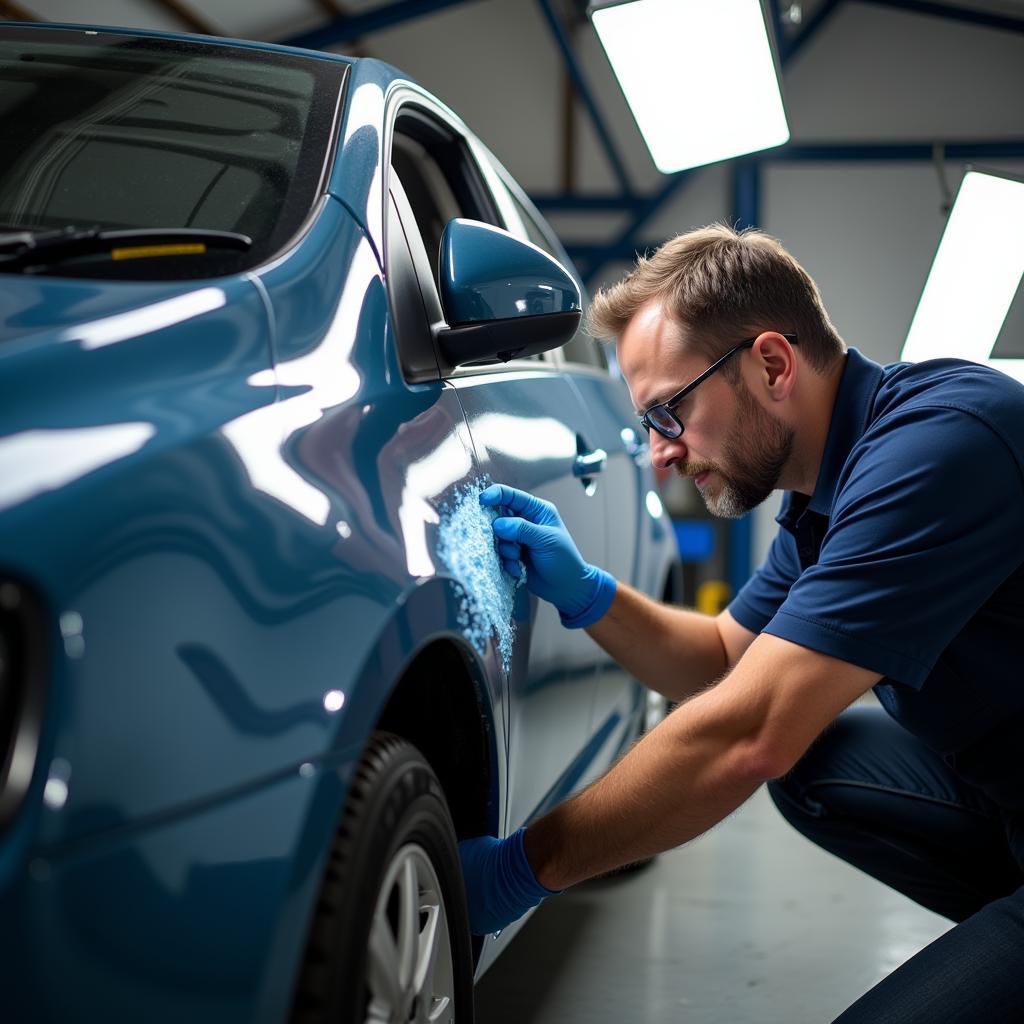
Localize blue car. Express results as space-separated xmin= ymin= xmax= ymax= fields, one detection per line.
xmin=0 ymin=22 xmax=677 ymax=1024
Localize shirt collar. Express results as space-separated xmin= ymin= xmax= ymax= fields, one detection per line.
xmin=776 ymin=347 xmax=884 ymax=527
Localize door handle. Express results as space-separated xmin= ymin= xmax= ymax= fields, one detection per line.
xmin=573 ymin=448 xmax=607 ymax=477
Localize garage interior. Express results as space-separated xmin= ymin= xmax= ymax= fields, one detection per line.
xmin=4 ymin=1 xmax=1022 ymax=1022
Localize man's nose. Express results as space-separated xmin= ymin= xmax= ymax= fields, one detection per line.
xmin=650 ymin=430 xmax=687 ymax=470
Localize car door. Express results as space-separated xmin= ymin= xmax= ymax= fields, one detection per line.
xmin=485 ymin=169 xmax=652 ymax=752
xmin=385 ymin=97 xmax=607 ymax=833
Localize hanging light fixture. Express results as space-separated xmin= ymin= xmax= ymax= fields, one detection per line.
xmin=589 ymin=0 xmax=790 ymax=174
xmin=902 ymin=168 xmax=1024 ymax=382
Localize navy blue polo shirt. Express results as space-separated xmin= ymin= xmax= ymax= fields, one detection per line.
xmin=729 ymin=348 xmax=1024 ymax=809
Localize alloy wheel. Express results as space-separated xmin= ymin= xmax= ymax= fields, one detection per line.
xmin=365 ymin=842 xmax=455 ymax=1024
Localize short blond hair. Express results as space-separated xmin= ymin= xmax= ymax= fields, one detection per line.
xmin=587 ymin=223 xmax=845 ymax=374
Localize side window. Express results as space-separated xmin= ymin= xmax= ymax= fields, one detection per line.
xmin=390 ymin=134 xmax=463 ymax=285
xmin=388 ymin=105 xmax=546 ymax=366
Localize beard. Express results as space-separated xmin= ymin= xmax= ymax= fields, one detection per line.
xmin=680 ymin=381 xmax=795 ymax=519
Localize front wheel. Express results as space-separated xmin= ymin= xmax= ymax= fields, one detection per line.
xmin=290 ymin=733 xmax=475 ymax=1024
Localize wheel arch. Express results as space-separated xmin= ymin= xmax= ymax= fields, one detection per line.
xmin=328 ymin=575 xmax=504 ymax=840
xmin=269 ymin=576 xmax=502 ymax=1020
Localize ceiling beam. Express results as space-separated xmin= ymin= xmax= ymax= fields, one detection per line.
xmin=857 ymin=0 xmax=1024 ymax=34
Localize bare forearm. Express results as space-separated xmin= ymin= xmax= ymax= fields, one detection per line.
xmin=585 ymin=583 xmax=729 ymax=701
xmin=523 ymin=688 xmax=764 ymax=889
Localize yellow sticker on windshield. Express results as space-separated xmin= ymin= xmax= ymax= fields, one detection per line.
xmin=111 ymin=244 xmax=207 ymax=261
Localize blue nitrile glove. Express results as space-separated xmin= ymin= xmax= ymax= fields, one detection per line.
xmin=479 ymin=484 xmax=616 ymax=629
xmin=457 ymin=828 xmax=561 ymax=935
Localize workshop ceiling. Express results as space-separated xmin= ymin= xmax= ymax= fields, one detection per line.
xmin=3 ymin=0 xmax=1024 ymax=53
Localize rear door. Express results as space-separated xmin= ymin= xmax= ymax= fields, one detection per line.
xmin=384 ymin=96 xmax=607 ymax=832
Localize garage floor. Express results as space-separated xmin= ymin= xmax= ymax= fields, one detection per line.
xmin=474 ymin=783 xmax=950 ymax=1023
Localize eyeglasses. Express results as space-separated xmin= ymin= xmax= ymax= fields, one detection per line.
xmin=639 ymin=333 xmax=798 ymax=439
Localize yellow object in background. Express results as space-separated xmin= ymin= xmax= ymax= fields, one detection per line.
xmin=696 ymin=579 xmax=731 ymax=615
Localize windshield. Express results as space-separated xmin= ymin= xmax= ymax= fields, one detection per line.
xmin=0 ymin=26 xmax=346 ymax=279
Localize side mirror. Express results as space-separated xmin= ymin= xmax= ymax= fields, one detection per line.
xmin=434 ymin=219 xmax=582 ymax=368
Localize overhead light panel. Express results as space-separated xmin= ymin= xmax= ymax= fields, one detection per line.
xmin=589 ymin=0 xmax=790 ymax=174
xmin=902 ymin=169 xmax=1024 ymax=383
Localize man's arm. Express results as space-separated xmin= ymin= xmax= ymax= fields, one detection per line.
xmin=479 ymin=482 xmax=761 ymax=700
xmin=585 ymin=586 xmax=757 ymax=701
xmin=523 ymin=633 xmax=881 ymax=890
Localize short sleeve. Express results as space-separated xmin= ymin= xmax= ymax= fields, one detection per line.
xmin=764 ymin=406 xmax=1024 ymax=687
xmin=728 ymin=526 xmax=802 ymax=634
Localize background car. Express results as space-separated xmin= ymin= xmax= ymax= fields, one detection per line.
xmin=0 ymin=22 xmax=678 ymax=1023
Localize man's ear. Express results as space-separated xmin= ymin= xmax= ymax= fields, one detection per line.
xmin=753 ymin=332 xmax=797 ymax=398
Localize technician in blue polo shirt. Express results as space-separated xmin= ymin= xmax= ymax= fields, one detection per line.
xmin=459 ymin=223 xmax=1024 ymax=1022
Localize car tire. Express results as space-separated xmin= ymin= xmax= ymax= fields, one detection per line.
xmin=290 ymin=732 xmax=475 ymax=1024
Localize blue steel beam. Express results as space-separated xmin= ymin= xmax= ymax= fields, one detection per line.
xmin=284 ymin=0 xmax=483 ymax=50
xmin=563 ymin=136 xmax=1024 ymax=283
xmin=533 ymin=194 xmax=644 ymax=212
xmin=536 ymin=0 xmax=634 ymax=197
xmin=575 ymin=0 xmax=846 ymax=287
xmin=775 ymin=140 xmax=1024 ymax=160
xmin=857 ymin=0 xmax=1024 ymax=34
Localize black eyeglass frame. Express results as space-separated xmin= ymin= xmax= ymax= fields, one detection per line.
xmin=639 ymin=333 xmax=799 ymax=439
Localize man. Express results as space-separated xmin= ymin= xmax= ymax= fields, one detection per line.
xmin=458 ymin=224 xmax=1024 ymax=1022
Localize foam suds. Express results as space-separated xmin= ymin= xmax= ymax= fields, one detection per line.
xmin=437 ymin=478 xmax=523 ymax=674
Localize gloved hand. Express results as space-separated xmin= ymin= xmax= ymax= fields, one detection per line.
xmin=457 ymin=828 xmax=561 ymax=935
xmin=479 ymin=484 xmax=616 ymax=629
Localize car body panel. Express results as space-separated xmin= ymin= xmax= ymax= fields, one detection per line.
xmin=449 ymin=367 xmax=607 ymax=833
xmin=0 ymin=23 xmax=678 ymax=1021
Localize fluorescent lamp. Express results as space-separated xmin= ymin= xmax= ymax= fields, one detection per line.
xmin=590 ymin=0 xmax=790 ymax=173
xmin=902 ymin=169 xmax=1024 ymax=383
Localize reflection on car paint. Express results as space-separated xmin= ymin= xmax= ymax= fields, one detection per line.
xmin=398 ymin=431 xmax=474 ymax=577
xmin=463 ymin=412 xmax=576 ymax=462
xmin=645 ymin=489 xmax=665 ymax=519
xmin=175 ymin=643 xmax=336 ymax=737
xmin=437 ymin=478 xmax=524 ymax=674
xmin=62 ymin=288 xmax=228 ymax=350
xmin=221 ymin=237 xmax=380 ymax=525
xmin=336 ymin=80 xmax=386 ymax=247
xmin=42 ymin=760 xmax=71 ymax=811
xmin=0 ymin=422 xmax=156 ymax=512
xmin=58 ymin=611 xmax=85 ymax=660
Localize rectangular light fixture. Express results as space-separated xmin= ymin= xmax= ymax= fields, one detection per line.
xmin=902 ymin=169 xmax=1024 ymax=383
xmin=589 ymin=0 xmax=790 ymax=174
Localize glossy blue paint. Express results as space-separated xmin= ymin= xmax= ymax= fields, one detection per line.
xmin=0 ymin=22 xmax=676 ymax=1021
xmin=439 ymin=218 xmax=581 ymax=325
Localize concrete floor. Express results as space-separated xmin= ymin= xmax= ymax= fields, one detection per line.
xmin=474 ymin=784 xmax=951 ymax=1023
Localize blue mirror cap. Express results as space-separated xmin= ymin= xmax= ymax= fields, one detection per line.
xmin=439 ymin=218 xmax=581 ymax=327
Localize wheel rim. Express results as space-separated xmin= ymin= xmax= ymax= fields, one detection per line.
xmin=364 ymin=842 xmax=455 ymax=1024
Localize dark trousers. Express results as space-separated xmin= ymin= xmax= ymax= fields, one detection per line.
xmin=768 ymin=704 xmax=1024 ymax=1023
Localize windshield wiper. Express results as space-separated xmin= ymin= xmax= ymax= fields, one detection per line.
xmin=0 ymin=226 xmax=252 ymax=271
